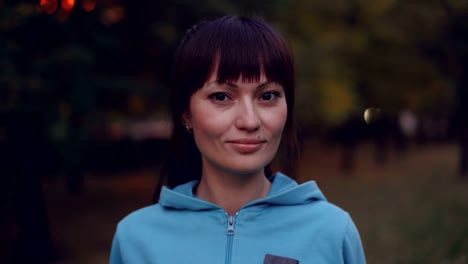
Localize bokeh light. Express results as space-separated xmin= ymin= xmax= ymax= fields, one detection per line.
xmin=39 ymin=0 xmax=57 ymax=14
xmin=82 ymin=0 xmax=96 ymax=12
xmin=364 ymin=107 xmax=382 ymax=124
xmin=61 ymin=0 xmax=75 ymax=11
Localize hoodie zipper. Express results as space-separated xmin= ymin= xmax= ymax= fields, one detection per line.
xmin=225 ymin=212 xmax=238 ymax=264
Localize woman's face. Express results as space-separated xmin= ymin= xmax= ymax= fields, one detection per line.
xmin=184 ymin=71 xmax=287 ymax=177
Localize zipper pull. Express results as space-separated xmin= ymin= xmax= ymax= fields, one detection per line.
xmin=227 ymin=215 xmax=235 ymax=235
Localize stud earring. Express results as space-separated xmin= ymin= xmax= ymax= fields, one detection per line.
xmin=184 ymin=123 xmax=193 ymax=133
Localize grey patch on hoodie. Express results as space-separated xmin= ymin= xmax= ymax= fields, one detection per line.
xmin=263 ymin=254 xmax=299 ymax=264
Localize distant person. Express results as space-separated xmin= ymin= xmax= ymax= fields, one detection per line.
xmin=110 ymin=16 xmax=366 ymax=263
xmin=397 ymin=109 xmax=418 ymax=151
xmin=399 ymin=109 xmax=418 ymax=140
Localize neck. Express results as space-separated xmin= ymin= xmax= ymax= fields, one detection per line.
xmin=196 ymin=167 xmax=271 ymax=215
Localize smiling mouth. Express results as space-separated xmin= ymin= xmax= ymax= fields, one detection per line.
xmin=227 ymin=139 xmax=267 ymax=153
xmin=228 ymin=139 xmax=266 ymax=144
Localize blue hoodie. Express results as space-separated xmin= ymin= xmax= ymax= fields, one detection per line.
xmin=110 ymin=173 xmax=366 ymax=264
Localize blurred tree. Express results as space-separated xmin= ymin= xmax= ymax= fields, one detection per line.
xmin=0 ymin=0 xmax=463 ymax=174
xmin=1 ymin=3 xmax=56 ymax=262
xmin=437 ymin=0 xmax=468 ymax=178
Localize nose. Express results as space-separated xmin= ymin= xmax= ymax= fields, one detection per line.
xmin=235 ymin=100 xmax=260 ymax=131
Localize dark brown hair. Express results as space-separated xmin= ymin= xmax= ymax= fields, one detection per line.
xmin=153 ymin=15 xmax=298 ymax=202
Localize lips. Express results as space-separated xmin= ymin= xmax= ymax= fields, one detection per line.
xmin=227 ymin=139 xmax=266 ymax=153
xmin=228 ymin=139 xmax=266 ymax=144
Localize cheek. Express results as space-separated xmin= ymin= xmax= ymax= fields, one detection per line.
xmin=279 ymin=105 xmax=288 ymax=128
xmin=264 ymin=103 xmax=288 ymax=135
xmin=189 ymin=102 xmax=231 ymax=138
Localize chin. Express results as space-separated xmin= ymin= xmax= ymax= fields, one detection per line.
xmin=202 ymin=151 xmax=275 ymax=177
xmin=223 ymin=159 xmax=272 ymax=176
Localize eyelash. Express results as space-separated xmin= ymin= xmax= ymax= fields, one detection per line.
xmin=209 ymin=92 xmax=231 ymax=102
xmin=208 ymin=91 xmax=281 ymax=102
xmin=260 ymin=91 xmax=281 ymax=101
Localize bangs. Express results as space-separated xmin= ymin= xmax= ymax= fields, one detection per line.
xmin=176 ymin=16 xmax=294 ymax=89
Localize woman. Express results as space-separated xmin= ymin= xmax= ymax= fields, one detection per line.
xmin=110 ymin=15 xmax=366 ymax=264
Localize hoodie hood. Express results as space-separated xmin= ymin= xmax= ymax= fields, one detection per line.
xmin=159 ymin=172 xmax=326 ymax=211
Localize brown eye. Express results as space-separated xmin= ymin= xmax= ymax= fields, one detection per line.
xmin=209 ymin=92 xmax=230 ymax=102
xmin=260 ymin=91 xmax=280 ymax=101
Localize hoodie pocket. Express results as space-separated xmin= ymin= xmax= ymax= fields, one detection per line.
xmin=263 ymin=254 xmax=299 ymax=264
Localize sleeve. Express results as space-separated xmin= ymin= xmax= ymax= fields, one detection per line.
xmin=342 ymin=215 xmax=366 ymax=264
xmin=109 ymin=229 xmax=123 ymax=264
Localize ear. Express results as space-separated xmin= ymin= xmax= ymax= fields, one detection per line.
xmin=181 ymin=111 xmax=191 ymax=126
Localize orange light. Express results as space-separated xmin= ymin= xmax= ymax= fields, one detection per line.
xmin=61 ymin=0 xmax=75 ymax=11
xmin=40 ymin=0 xmax=57 ymax=14
xmin=83 ymin=0 xmax=96 ymax=12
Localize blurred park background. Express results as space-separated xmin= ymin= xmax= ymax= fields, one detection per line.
xmin=1 ymin=0 xmax=468 ymax=263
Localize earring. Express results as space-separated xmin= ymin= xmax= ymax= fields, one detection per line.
xmin=184 ymin=123 xmax=193 ymax=133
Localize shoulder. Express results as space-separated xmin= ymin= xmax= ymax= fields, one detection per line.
xmin=114 ymin=203 xmax=165 ymax=236
xmin=283 ymin=198 xmax=357 ymax=243
xmin=310 ymin=199 xmax=354 ymax=228
xmin=314 ymin=199 xmax=352 ymax=221
xmin=307 ymin=200 xmax=364 ymax=253
xmin=302 ymin=200 xmax=364 ymax=255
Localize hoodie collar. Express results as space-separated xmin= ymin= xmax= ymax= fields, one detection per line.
xmin=159 ymin=172 xmax=326 ymax=211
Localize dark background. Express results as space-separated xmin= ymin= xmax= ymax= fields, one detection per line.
xmin=1 ymin=0 xmax=467 ymax=263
